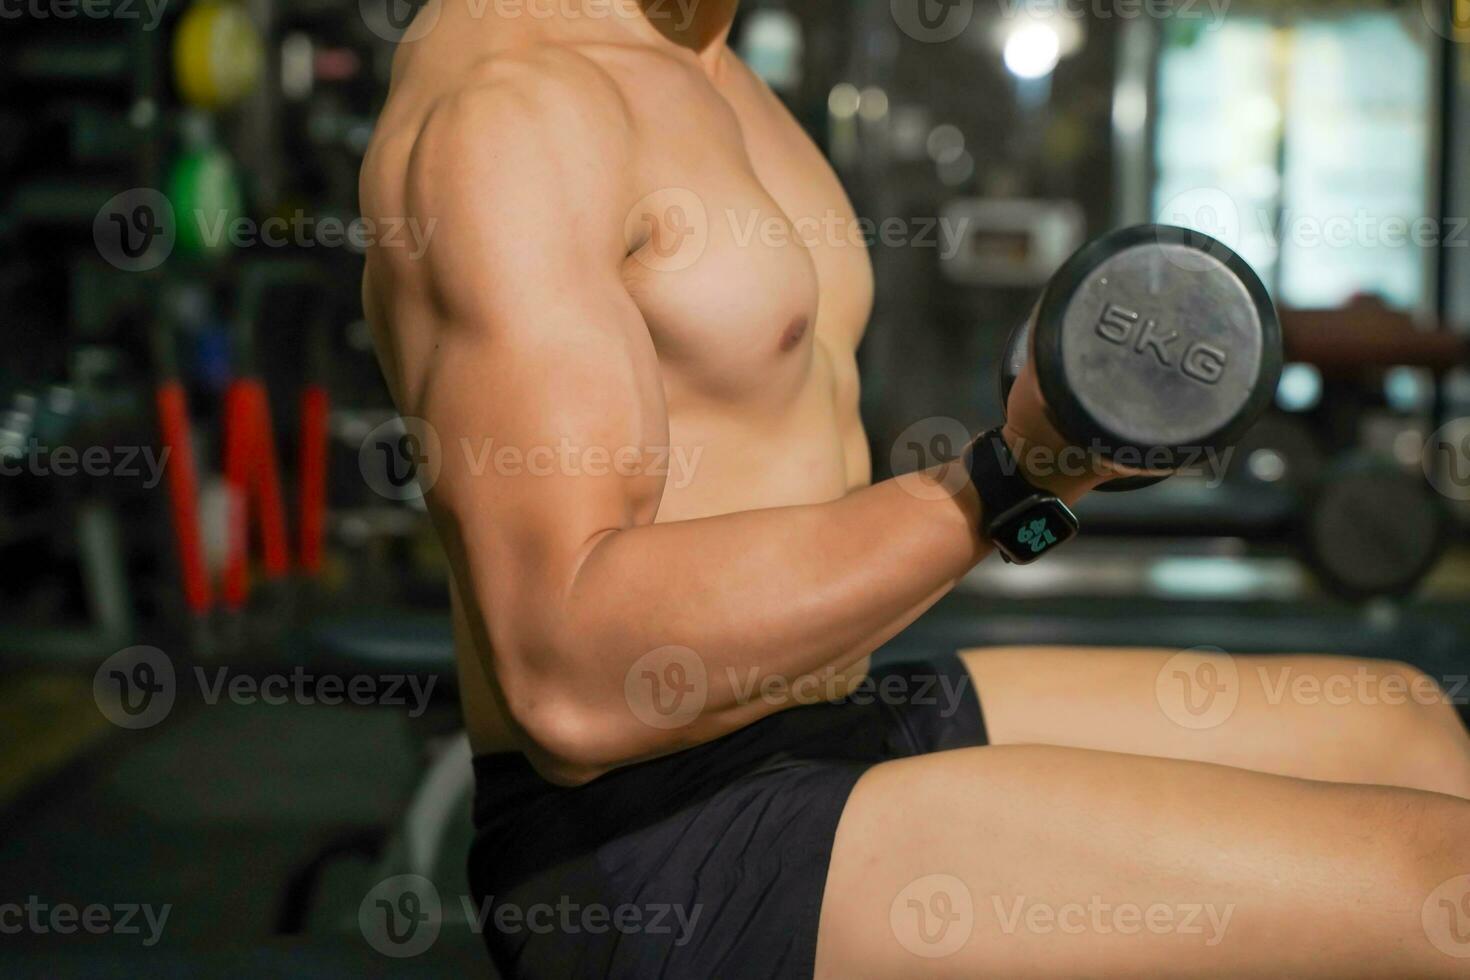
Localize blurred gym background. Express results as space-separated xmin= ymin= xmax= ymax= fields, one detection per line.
xmin=2 ymin=0 xmax=1469 ymax=974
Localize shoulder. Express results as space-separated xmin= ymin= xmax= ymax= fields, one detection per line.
xmin=409 ymin=47 xmax=637 ymax=211
xmin=361 ymin=44 xmax=651 ymax=315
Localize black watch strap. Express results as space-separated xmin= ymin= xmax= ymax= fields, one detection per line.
xmin=964 ymin=427 xmax=1041 ymax=516
xmin=964 ymin=426 xmax=1080 ymax=564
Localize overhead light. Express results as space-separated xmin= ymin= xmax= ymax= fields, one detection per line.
xmin=1003 ymin=23 xmax=1062 ymax=80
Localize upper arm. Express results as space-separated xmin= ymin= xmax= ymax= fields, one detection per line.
xmin=386 ymin=58 xmax=667 ymax=678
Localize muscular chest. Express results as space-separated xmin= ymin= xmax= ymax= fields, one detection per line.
xmin=621 ymin=59 xmax=873 ymax=410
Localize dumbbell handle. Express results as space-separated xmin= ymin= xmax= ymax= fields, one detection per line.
xmin=1001 ymin=313 xmax=1169 ymax=494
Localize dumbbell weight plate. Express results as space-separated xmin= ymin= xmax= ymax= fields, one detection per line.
xmin=167 ymin=146 xmax=245 ymax=257
xmin=1002 ymin=225 xmax=1281 ymax=491
xmin=174 ymin=1 xmax=264 ymax=110
xmin=1302 ymin=455 xmax=1449 ymax=602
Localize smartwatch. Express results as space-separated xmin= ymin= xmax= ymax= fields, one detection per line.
xmin=964 ymin=427 xmax=1079 ymax=565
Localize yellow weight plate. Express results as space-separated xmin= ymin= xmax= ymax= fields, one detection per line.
xmin=173 ymin=2 xmax=263 ymax=110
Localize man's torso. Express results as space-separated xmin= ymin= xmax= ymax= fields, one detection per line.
xmin=360 ymin=4 xmax=875 ymax=754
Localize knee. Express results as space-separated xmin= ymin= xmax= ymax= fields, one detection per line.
xmin=1370 ymin=792 xmax=1470 ymax=977
xmin=1381 ymin=791 xmax=1470 ymax=897
xmin=1367 ymin=662 xmax=1470 ymax=798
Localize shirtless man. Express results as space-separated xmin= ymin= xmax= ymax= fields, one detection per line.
xmin=359 ymin=1 xmax=1470 ymax=975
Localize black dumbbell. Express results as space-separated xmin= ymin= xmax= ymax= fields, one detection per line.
xmin=1301 ymin=453 xmax=1450 ymax=602
xmin=1000 ymin=224 xmax=1283 ymax=492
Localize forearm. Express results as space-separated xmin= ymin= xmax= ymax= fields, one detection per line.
xmin=517 ymin=456 xmax=1089 ymax=774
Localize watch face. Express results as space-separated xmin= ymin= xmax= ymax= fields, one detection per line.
xmin=992 ymin=498 xmax=1079 ymax=565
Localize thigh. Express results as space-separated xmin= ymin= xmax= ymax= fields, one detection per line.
xmin=960 ymin=646 xmax=1470 ymax=794
xmin=815 ymin=744 xmax=1469 ymax=979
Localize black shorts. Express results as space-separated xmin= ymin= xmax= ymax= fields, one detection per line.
xmin=467 ymin=654 xmax=988 ymax=980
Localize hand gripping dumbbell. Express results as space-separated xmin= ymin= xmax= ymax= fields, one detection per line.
xmin=1000 ymin=224 xmax=1283 ymax=491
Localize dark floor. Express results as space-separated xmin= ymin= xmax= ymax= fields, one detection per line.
xmin=0 ymin=695 xmax=488 ymax=977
